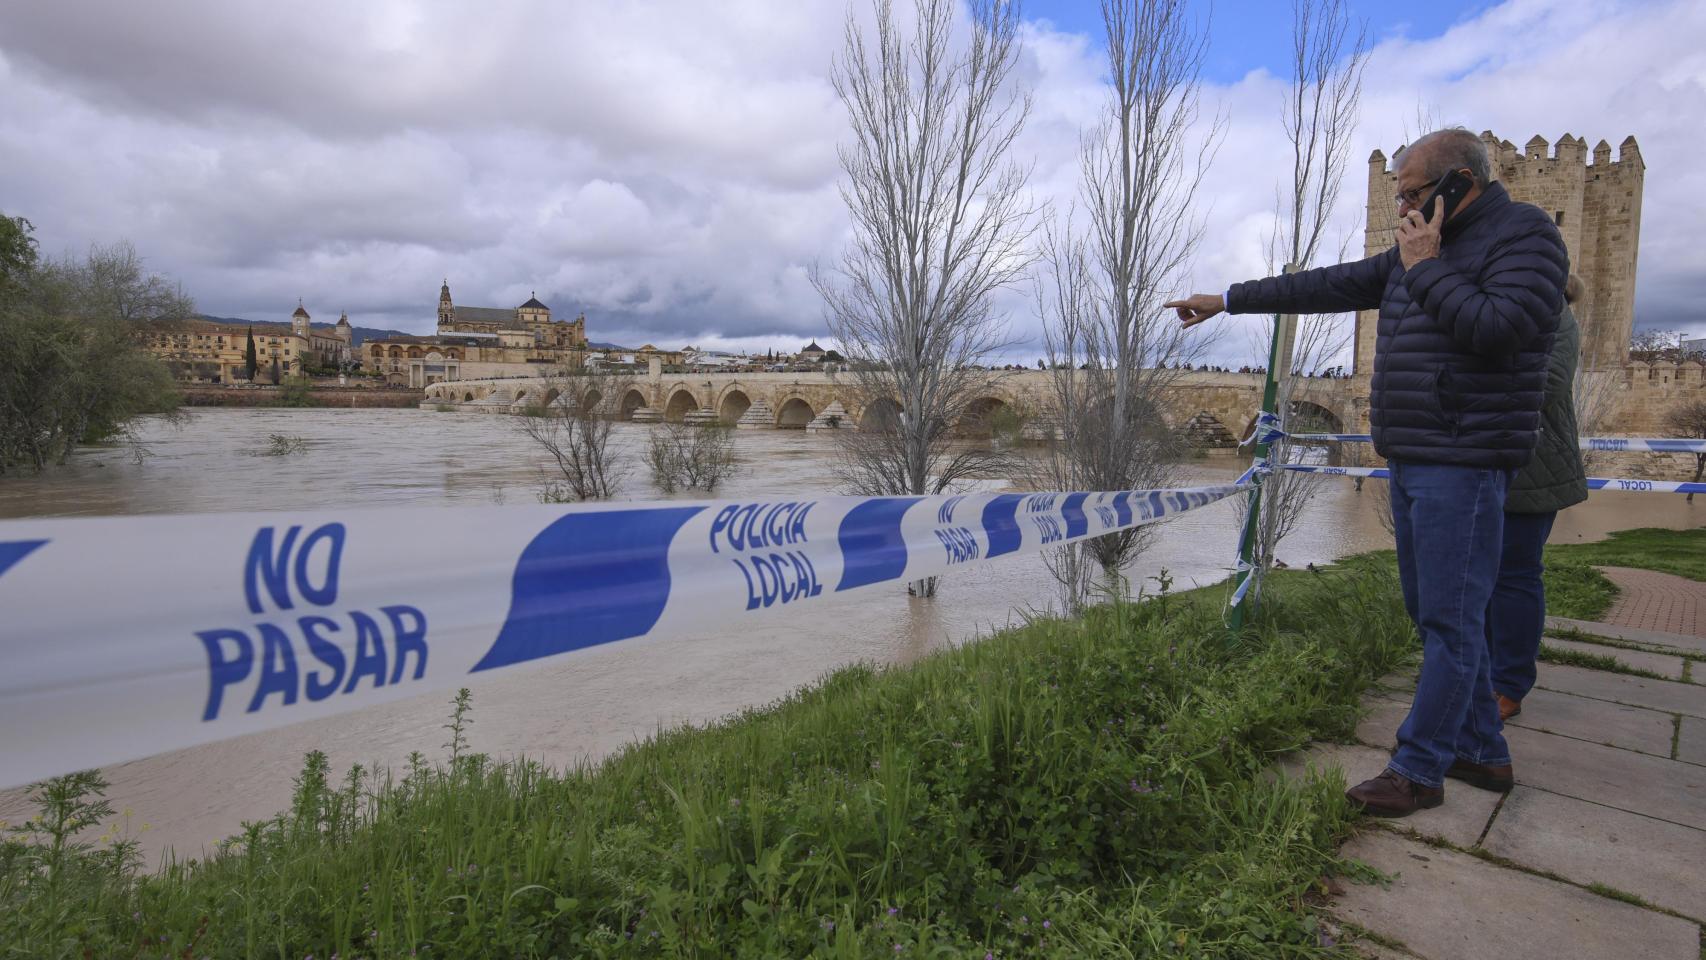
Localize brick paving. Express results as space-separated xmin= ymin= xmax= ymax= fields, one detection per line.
xmin=1599 ymin=565 xmax=1706 ymax=638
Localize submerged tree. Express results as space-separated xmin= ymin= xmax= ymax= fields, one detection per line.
xmin=1031 ymin=0 xmax=1221 ymax=605
xmin=514 ymin=369 xmax=631 ymax=502
xmin=815 ymin=0 xmax=1036 ymax=597
xmin=0 ymin=226 xmax=188 ymax=475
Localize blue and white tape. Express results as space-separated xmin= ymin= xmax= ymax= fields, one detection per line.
xmin=1277 ymin=463 xmax=1706 ymax=495
xmin=1287 ymin=433 xmax=1706 ymax=455
xmin=1240 ymin=411 xmax=1285 ymax=448
xmin=0 ymin=484 xmax=1247 ymax=788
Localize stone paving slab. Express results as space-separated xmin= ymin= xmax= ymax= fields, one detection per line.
xmin=1680 ymin=717 xmax=1705 ymax=767
xmin=1547 ymin=616 xmax=1706 ymax=656
xmin=1374 ymin=666 xmax=1420 ymax=697
xmin=1600 ymin=566 xmax=1705 ymax=639
xmin=1481 ymin=786 xmax=1706 ymax=922
xmin=1277 ymin=740 xmax=1500 ymax=848
xmin=1361 ymin=687 xmax=1678 ymax=758
xmin=1541 ymin=636 xmax=1686 ymax=681
xmin=1503 ymin=726 xmax=1706 ymax=829
xmin=1536 ymin=662 xmax=1706 ymax=718
xmin=1331 ymin=829 xmax=1702 ymax=960
xmin=1508 ymin=688 xmax=1679 ymax=757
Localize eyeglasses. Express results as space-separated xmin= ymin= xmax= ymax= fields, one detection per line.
xmin=1393 ymin=179 xmax=1440 ymax=207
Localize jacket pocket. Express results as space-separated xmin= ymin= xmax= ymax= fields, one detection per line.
xmin=1431 ymin=369 xmax=1461 ymax=437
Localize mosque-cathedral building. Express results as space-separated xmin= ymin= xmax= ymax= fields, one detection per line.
xmin=363 ymin=281 xmax=593 ymax=387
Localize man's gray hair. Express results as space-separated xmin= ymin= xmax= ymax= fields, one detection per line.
xmin=1395 ymin=127 xmax=1492 ymax=186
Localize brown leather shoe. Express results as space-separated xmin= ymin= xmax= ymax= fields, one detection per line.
xmin=1345 ymin=768 xmax=1443 ymax=817
xmin=1446 ymin=757 xmax=1514 ymax=793
xmin=1496 ymin=693 xmax=1522 ymax=721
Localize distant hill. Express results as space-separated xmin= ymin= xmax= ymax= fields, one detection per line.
xmin=197 ymin=315 xmax=412 ymax=347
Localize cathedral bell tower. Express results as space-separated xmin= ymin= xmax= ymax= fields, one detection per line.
xmin=291 ymin=300 xmax=311 ymax=339
xmin=438 ymin=279 xmax=455 ymax=332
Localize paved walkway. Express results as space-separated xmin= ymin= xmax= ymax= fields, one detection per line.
xmin=1277 ymin=570 xmax=1706 ymax=959
xmin=1601 ymin=566 xmax=1705 ymax=639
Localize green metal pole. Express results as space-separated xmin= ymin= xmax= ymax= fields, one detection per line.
xmin=1229 ymin=265 xmax=1297 ymax=631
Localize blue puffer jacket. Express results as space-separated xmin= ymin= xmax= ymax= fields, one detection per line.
xmin=1227 ymin=182 xmax=1568 ymax=470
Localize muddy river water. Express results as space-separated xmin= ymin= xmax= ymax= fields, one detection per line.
xmin=1 ymin=408 xmax=1697 ymax=864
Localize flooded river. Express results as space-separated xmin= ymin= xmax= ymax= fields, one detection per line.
xmin=1 ymin=408 xmax=1699 ymax=864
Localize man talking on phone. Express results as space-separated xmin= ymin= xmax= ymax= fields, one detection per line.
xmin=1165 ymin=127 xmax=1567 ymax=816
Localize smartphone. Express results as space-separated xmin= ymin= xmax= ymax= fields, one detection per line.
xmin=1420 ymin=170 xmax=1474 ymax=223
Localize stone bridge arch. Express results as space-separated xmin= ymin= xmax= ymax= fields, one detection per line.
xmin=717 ymin=385 xmax=753 ymax=425
xmin=856 ymin=396 xmax=901 ymax=432
xmin=663 ymin=388 xmax=700 ymax=422
xmin=958 ymin=394 xmax=1013 ymax=439
xmin=619 ymin=387 xmax=650 ymax=420
xmin=776 ymin=395 xmax=817 ymax=429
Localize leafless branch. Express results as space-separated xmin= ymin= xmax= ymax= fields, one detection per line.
xmin=513 ymin=370 xmax=632 ymax=501
xmin=814 ymin=0 xmax=1036 ymax=595
xmin=1030 ymin=0 xmax=1222 ymax=588
xmin=1244 ymin=0 xmax=1367 ymax=599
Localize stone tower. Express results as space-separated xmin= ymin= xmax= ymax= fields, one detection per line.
xmin=291 ymin=301 xmax=311 ymax=339
xmin=1356 ymin=131 xmax=1645 ymax=374
xmin=437 ymin=279 xmax=455 ymax=330
xmin=517 ymin=292 xmax=549 ymax=326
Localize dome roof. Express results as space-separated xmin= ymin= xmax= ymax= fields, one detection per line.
xmin=292 ymin=304 xmax=310 ymax=318
xmin=519 ymin=292 xmax=548 ymax=310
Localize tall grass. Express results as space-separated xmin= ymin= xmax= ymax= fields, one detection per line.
xmin=2 ymin=559 xmax=1416 ymax=959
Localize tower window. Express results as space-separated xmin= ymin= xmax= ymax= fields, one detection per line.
xmin=1554 ymin=211 xmax=1564 ymax=225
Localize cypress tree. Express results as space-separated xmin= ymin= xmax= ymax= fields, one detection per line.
xmin=244 ymin=327 xmax=258 ymax=381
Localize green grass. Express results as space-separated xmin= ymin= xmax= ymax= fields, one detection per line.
xmin=1 ymin=559 xmax=1419 ymax=959
xmin=1538 ymin=562 xmax=1618 ymax=621
xmin=1547 ymin=527 xmax=1706 ymax=583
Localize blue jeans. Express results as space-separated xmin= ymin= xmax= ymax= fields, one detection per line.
xmin=1487 ymin=511 xmax=1557 ymax=702
xmin=1387 ymin=460 xmax=1513 ymax=788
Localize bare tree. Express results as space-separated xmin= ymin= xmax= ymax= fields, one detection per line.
xmin=815 ymin=0 xmax=1035 ymax=596
xmin=1664 ymin=398 xmax=1706 ymax=503
xmin=1243 ymin=0 xmax=1367 ymax=598
xmin=1629 ymin=328 xmax=1684 ymax=363
xmin=647 ymin=421 xmax=740 ymax=494
xmin=514 ymin=370 xmax=630 ymax=502
xmin=1031 ymin=0 xmax=1221 ymax=599
xmin=1572 ymin=364 xmax=1622 ymax=473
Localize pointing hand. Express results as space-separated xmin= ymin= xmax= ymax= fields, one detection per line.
xmin=1164 ymin=294 xmax=1225 ymax=329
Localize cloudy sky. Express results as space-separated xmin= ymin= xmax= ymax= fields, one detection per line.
xmin=1 ymin=0 xmax=1700 ymax=362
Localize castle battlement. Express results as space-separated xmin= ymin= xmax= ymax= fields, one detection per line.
xmin=1357 ymin=130 xmax=1644 ymax=375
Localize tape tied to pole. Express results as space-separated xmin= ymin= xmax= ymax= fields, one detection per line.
xmin=0 ymin=483 xmax=1250 ymax=788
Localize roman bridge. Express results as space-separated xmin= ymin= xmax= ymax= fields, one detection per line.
xmin=421 ymin=368 xmax=1364 ymax=447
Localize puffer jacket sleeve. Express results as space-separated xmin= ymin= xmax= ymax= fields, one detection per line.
xmin=1226 ymin=247 xmax=1396 ymax=316
xmin=1400 ymin=206 xmax=1568 ymax=357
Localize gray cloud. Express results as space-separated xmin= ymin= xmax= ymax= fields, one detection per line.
xmin=0 ymin=0 xmax=1699 ymax=355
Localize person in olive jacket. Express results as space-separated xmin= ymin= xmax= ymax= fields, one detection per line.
xmin=1166 ymin=128 xmax=1568 ymax=817
xmin=1488 ymin=274 xmax=1590 ymax=722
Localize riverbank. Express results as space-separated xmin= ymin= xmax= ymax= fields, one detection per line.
xmin=2 ymin=553 xmax=1419 ymax=958
xmin=176 ymin=383 xmax=423 ymax=407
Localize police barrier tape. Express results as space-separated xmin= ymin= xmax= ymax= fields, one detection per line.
xmin=1287 ymin=433 xmax=1706 ymax=455
xmin=1275 ymin=462 xmax=1706 ymax=495
xmin=0 ymin=483 xmax=1250 ymax=788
